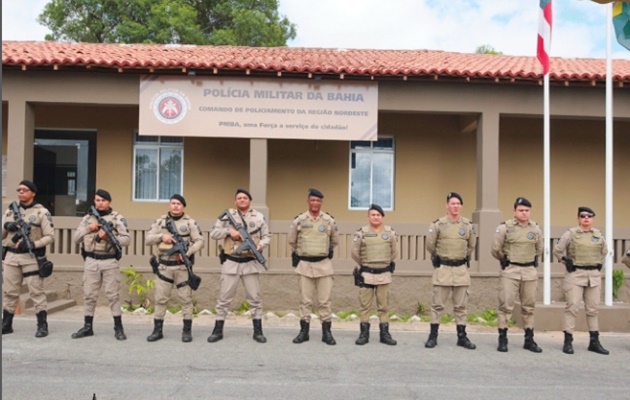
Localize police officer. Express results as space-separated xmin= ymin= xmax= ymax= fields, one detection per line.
xmin=554 ymin=206 xmax=609 ymax=355
xmin=289 ymin=188 xmax=339 ymax=345
xmin=207 ymin=189 xmax=270 ymax=343
xmin=491 ymin=197 xmax=543 ymax=353
xmin=425 ymin=192 xmax=477 ymax=350
xmin=622 ymin=249 xmax=630 ymax=269
xmin=145 ymin=194 xmax=204 ymax=343
xmin=71 ymin=189 xmax=130 ymax=340
xmin=351 ymin=204 xmax=398 ymax=346
xmin=2 ymin=180 xmax=55 ymax=337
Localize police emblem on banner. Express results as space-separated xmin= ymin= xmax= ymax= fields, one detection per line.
xmin=526 ymin=232 xmax=535 ymax=240
xmin=458 ymin=228 xmax=466 ymax=236
xmin=318 ymin=225 xmax=326 ymax=232
xmin=151 ymin=89 xmax=190 ymax=125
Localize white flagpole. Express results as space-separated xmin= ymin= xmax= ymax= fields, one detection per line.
xmin=604 ymin=3 xmax=614 ymax=306
xmin=543 ymin=70 xmax=551 ymax=305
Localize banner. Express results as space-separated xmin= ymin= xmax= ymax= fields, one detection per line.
xmin=139 ymin=76 xmax=378 ymax=141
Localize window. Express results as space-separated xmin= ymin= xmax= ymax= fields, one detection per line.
xmin=133 ymin=133 xmax=183 ymax=201
xmin=349 ymin=137 xmax=394 ymax=210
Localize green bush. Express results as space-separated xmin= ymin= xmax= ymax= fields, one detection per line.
xmin=613 ymin=269 xmax=625 ymax=300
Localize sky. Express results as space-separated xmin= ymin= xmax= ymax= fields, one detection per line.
xmin=2 ymin=0 xmax=629 ymax=60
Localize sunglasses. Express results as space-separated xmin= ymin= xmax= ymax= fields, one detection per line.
xmin=579 ymin=213 xmax=594 ymax=218
xmin=16 ymin=188 xmax=31 ymax=193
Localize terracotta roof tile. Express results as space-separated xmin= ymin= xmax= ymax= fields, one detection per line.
xmin=3 ymin=40 xmax=630 ymax=83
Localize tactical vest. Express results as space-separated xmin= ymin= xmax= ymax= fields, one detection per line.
xmin=83 ymin=212 xmax=120 ymax=254
xmin=296 ymin=213 xmax=332 ymax=257
xmin=435 ymin=217 xmax=471 ymax=260
xmin=157 ymin=216 xmax=191 ymax=257
xmin=16 ymin=204 xmax=46 ymax=244
xmin=503 ymin=220 xmax=538 ymax=263
xmin=568 ymin=227 xmax=604 ymax=266
xmin=360 ymin=225 xmax=393 ymax=263
xmin=223 ymin=209 xmax=261 ymax=256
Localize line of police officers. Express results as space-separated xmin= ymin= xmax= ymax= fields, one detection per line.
xmin=3 ymin=181 xmax=630 ymax=354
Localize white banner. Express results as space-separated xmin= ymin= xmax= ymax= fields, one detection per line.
xmin=139 ymin=76 xmax=378 ymax=141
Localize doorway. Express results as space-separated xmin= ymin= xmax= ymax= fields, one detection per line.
xmin=34 ymin=130 xmax=96 ymax=216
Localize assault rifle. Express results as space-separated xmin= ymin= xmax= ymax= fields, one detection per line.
xmin=165 ymin=219 xmax=202 ymax=291
xmin=218 ymin=209 xmax=267 ymax=270
xmin=10 ymin=201 xmax=35 ymax=257
xmin=88 ymin=206 xmax=122 ymax=261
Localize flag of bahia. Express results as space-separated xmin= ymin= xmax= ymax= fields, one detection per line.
xmin=151 ymin=89 xmax=191 ymax=124
xmin=537 ymin=0 xmax=552 ymax=75
xmin=613 ymin=1 xmax=630 ymax=51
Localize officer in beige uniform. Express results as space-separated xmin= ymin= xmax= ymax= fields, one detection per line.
xmin=351 ymin=204 xmax=398 ymax=346
xmin=207 ymin=189 xmax=270 ymax=343
xmin=2 ymin=180 xmax=54 ymax=337
xmin=491 ymin=197 xmax=543 ymax=353
xmin=554 ymin=206 xmax=609 ymax=355
xmin=289 ymin=188 xmax=339 ymax=346
xmin=425 ymin=192 xmax=477 ymax=350
xmin=71 ymin=189 xmax=130 ymax=340
xmin=146 ymin=194 xmax=204 ymax=343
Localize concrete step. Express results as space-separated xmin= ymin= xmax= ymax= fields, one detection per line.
xmin=20 ymin=298 xmax=77 ymax=315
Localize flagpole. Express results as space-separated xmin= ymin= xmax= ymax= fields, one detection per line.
xmin=543 ymin=71 xmax=551 ymax=306
xmin=604 ymin=3 xmax=613 ymax=306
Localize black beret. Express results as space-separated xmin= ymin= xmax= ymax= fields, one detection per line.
xmin=95 ymin=189 xmax=112 ymax=202
xmin=578 ymin=206 xmax=595 ymax=217
xmin=235 ymin=188 xmax=252 ymax=200
xmin=446 ymin=192 xmax=463 ymax=205
xmin=170 ymin=194 xmax=186 ymax=207
xmin=18 ymin=180 xmax=38 ymax=194
xmin=369 ymin=204 xmax=385 ymax=216
xmin=307 ymin=188 xmax=324 ymax=199
xmin=514 ymin=197 xmax=532 ymax=208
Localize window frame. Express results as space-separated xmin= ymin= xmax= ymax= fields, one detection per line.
xmin=132 ymin=132 xmax=184 ymax=202
xmin=348 ymin=136 xmax=395 ymax=211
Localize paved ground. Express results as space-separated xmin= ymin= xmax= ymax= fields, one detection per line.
xmin=2 ymin=306 xmax=630 ymax=400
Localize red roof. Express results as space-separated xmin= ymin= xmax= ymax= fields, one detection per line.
xmin=3 ymin=41 xmax=630 ymax=85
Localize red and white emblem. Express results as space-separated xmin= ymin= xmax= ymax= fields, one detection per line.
xmin=151 ymin=90 xmax=190 ymax=124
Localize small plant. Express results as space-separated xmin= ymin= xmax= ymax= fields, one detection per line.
xmin=440 ymin=313 xmax=454 ymax=324
xmin=335 ymin=310 xmax=358 ymax=319
xmin=416 ymin=302 xmax=427 ymax=316
xmin=121 ymin=266 xmax=155 ymax=310
xmin=235 ymin=300 xmax=250 ymax=314
xmin=467 ymin=308 xmax=499 ymax=326
xmin=613 ymin=269 xmax=625 ymax=300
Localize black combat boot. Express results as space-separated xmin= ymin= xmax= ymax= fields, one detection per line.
xmin=113 ymin=316 xmax=127 ymax=341
xmin=321 ymin=320 xmax=336 ymax=345
xmin=72 ymin=316 xmax=94 ymax=339
xmin=182 ymin=319 xmax=193 ymax=343
xmin=207 ymin=320 xmax=224 ymax=343
xmin=252 ymin=319 xmax=267 ymax=343
xmin=425 ymin=323 xmax=439 ymax=348
xmin=355 ymin=322 xmax=370 ymax=345
xmin=2 ymin=310 xmax=15 ymax=335
xmin=497 ymin=328 xmax=508 ymax=352
xmin=379 ymin=322 xmax=397 ymax=346
xmin=562 ymin=331 xmax=574 ymax=354
xmin=35 ymin=310 xmax=48 ymax=338
xmin=523 ymin=328 xmax=542 ymax=353
xmin=587 ymin=331 xmax=609 ymax=355
xmin=456 ymin=324 xmax=476 ymax=349
xmin=293 ymin=319 xmax=310 ymax=344
xmin=147 ymin=319 xmax=164 ymax=342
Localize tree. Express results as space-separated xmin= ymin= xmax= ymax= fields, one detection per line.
xmin=37 ymin=0 xmax=296 ymax=46
xmin=475 ymin=44 xmax=502 ymax=55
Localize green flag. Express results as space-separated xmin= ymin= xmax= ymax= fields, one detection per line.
xmin=613 ymin=1 xmax=630 ymax=51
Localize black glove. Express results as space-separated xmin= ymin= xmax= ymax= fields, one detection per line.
xmin=17 ymin=240 xmax=30 ymax=252
xmin=500 ymin=256 xmax=510 ymax=269
xmin=4 ymin=221 xmax=19 ymax=231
